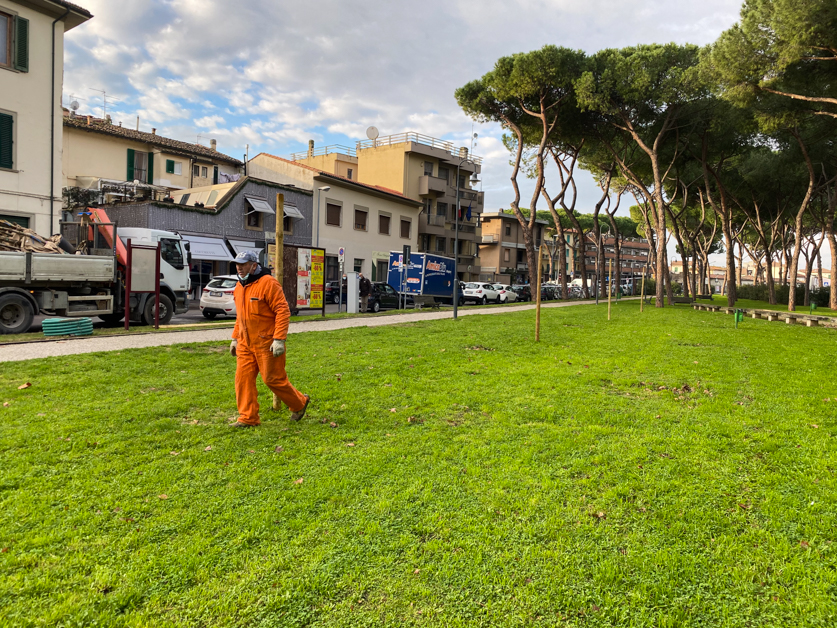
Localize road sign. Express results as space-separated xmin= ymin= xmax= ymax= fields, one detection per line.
xmin=403 ymin=245 xmax=411 ymax=265
xmin=338 ymin=247 xmax=345 ymax=263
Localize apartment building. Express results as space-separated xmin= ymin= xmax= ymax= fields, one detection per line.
xmin=63 ymin=113 xmax=243 ymax=204
xmin=247 ymin=152 xmax=422 ymax=282
xmin=579 ymin=233 xmax=651 ymax=280
xmin=478 ymin=212 xmax=550 ymax=283
xmin=0 ymin=0 xmax=91 ymax=234
xmin=292 ymin=132 xmax=485 ymax=281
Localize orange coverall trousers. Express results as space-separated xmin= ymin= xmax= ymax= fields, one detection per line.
xmin=233 ymin=274 xmax=307 ymax=426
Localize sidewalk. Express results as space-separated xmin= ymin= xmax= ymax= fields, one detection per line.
xmin=0 ymin=299 xmax=608 ymax=363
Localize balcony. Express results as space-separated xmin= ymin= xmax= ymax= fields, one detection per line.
xmin=426 ymin=214 xmax=447 ymax=227
xmin=482 ymin=234 xmax=498 ymax=244
xmin=419 ymin=175 xmax=448 ymax=196
xmin=517 ymin=263 xmax=528 ymax=271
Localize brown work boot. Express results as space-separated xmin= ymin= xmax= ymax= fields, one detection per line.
xmin=290 ymin=395 xmax=310 ymax=422
xmin=231 ymin=421 xmax=256 ymax=428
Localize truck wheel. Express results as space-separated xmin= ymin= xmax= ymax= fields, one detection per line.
xmin=0 ymin=294 xmax=35 ymax=334
xmin=142 ymin=294 xmax=174 ymax=326
xmin=98 ymin=313 xmax=125 ymax=326
xmin=458 ymin=296 xmax=465 ymax=307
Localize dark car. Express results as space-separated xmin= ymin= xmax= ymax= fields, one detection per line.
xmin=366 ymin=282 xmax=407 ymax=312
xmin=511 ymin=285 xmax=532 ymax=302
xmin=325 ymin=281 xmax=346 ymax=304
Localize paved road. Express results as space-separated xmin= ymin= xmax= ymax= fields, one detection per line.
xmin=0 ymin=299 xmax=612 ymax=363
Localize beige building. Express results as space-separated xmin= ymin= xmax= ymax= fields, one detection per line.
xmin=248 ymin=152 xmax=422 ymax=282
xmin=62 ymin=113 xmax=243 ymax=203
xmin=291 ymin=132 xmax=485 ymax=281
xmin=479 ymin=212 xmax=550 ymax=283
xmin=0 ymin=0 xmax=91 ymax=234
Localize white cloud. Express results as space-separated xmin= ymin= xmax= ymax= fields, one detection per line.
xmin=64 ymin=0 xmax=744 ymax=212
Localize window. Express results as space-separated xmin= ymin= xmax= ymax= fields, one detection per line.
xmin=193 ymin=164 xmax=200 ymax=177
xmin=0 ymin=111 xmax=13 ymax=170
xmin=459 ymin=174 xmax=466 ymax=188
xmin=165 ymin=160 xmax=183 ymax=175
xmin=436 ymin=202 xmax=447 ymax=217
xmin=435 ymin=237 xmax=446 ymax=253
xmin=326 ymin=203 xmax=341 ymax=226
xmin=1 ymin=13 xmax=28 ymax=72
xmin=379 ymin=214 xmax=391 ymax=235
xmin=207 ymin=190 xmax=219 ymax=206
xmin=354 ymin=259 xmax=363 ymax=273
xmin=400 ymin=218 xmax=411 ymax=239
xmin=201 ymin=166 xmax=208 ymax=178
xmin=283 ymin=216 xmax=293 ymax=234
xmin=424 ymin=162 xmax=433 ymax=176
xmin=347 ymin=168 xmax=353 ymax=180
xmin=438 ymin=167 xmax=448 ymax=183
xmin=503 ymin=249 xmax=510 ymax=262
xmin=160 ymin=238 xmax=185 ymax=269
xmin=133 ymin=151 xmax=148 ymax=182
xmin=354 ymin=207 xmax=368 ymax=231
xmin=517 ymin=249 xmax=525 ymax=263
xmin=505 ymin=224 xmax=511 ymax=236
xmin=178 ymin=193 xmax=191 ymax=205
xmin=0 ymin=213 xmax=28 ymax=228
xmin=246 ymin=211 xmax=263 ymax=229
xmin=424 ymin=198 xmax=432 ymax=214
xmin=0 ymin=12 xmax=10 ymax=69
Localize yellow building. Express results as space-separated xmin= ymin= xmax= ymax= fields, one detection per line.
xmin=292 ymin=132 xmax=485 ymax=281
xmin=62 ymin=113 xmax=243 ymax=204
xmin=0 ymin=0 xmax=91 ymax=234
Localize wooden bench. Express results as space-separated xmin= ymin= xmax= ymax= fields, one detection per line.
xmin=692 ymin=303 xmax=721 ymax=312
xmin=695 ymin=294 xmax=714 ymax=300
xmin=672 ymin=297 xmax=694 ymax=304
xmin=412 ymin=295 xmax=441 ymax=311
xmin=697 ymin=304 xmax=836 ymax=328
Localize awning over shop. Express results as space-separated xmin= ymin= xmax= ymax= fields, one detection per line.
xmin=180 ymin=235 xmax=234 ymax=262
xmin=228 ymin=239 xmax=265 ymax=258
xmin=283 ymin=203 xmax=304 ymax=220
xmin=244 ymin=196 xmax=275 ymax=215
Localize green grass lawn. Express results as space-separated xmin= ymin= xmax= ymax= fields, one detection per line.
xmin=1 ymin=301 xmax=836 ymax=627
xmin=730 ymin=299 xmax=837 ymax=317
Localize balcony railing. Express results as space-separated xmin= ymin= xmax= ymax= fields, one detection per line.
xmin=482 ymin=234 xmax=498 ymax=243
xmin=517 ymin=263 xmax=528 ymax=270
xmin=355 ymin=132 xmax=483 ymax=165
xmin=426 ymin=214 xmax=446 ymax=227
xmin=290 ymin=144 xmax=357 ymax=160
xmin=419 ymin=175 xmax=447 ymax=196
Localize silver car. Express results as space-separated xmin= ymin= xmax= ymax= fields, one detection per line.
xmin=462 ymin=282 xmax=500 ymax=305
xmin=492 ymin=284 xmax=518 ymax=303
xmin=199 ymin=275 xmax=237 ymax=319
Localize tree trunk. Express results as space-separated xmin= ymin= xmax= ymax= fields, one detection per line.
xmin=816 ymin=247 xmax=823 ymax=290
xmin=765 ymin=253 xmax=777 ymax=305
xmin=736 ymin=241 xmax=744 ymax=288
xmin=829 ymin=232 xmax=837 ymax=310
xmin=722 ymin=213 xmax=737 ymax=305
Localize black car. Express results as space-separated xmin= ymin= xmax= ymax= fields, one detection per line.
xmin=366 ymin=282 xmax=408 ymax=312
xmin=325 ymin=281 xmax=346 ymax=304
xmin=511 ymin=285 xmax=532 ymax=302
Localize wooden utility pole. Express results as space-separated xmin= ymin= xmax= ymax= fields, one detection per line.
xmin=273 ymin=193 xmax=285 ymax=411
xmin=535 ymin=243 xmax=546 ymax=342
xmin=607 ymin=259 xmax=613 ymax=320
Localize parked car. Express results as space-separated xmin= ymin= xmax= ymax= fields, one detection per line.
xmin=325 ymin=281 xmax=346 ymax=304
xmin=366 ymin=282 xmax=407 ymax=312
xmin=511 ymin=285 xmax=532 ymax=302
xmin=492 ymin=284 xmax=518 ymax=303
xmin=200 ymin=275 xmax=237 ymax=319
xmin=462 ymin=282 xmax=500 ymax=305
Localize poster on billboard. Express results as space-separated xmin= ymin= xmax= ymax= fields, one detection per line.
xmin=296 ymin=248 xmax=325 ymax=309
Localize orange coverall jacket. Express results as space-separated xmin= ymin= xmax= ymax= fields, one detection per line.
xmin=231 ymin=273 xmax=306 ymax=425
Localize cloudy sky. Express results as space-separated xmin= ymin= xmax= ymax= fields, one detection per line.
xmin=63 ymin=0 xmax=744 ymax=215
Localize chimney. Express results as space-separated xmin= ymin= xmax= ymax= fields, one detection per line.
xmin=152 ymin=128 xmax=157 ymax=135
xmin=308 ymin=139 xmax=314 ymax=158
xmin=86 ymin=115 xmax=92 ymax=126
xmin=210 ymin=139 xmax=217 ymax=152
xmin=106 ymin=114 xmax=112 ymax=125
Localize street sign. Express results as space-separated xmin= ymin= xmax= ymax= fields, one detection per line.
xmin=338 ymin=247 xmax=345 ymax=263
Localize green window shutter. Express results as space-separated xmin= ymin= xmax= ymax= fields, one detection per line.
xmin=126 ymin=149 xmax=135 ymax=181
xmin=14 ymin=17 xmax=29 ymax=73
xmin=147 ymin=152 xmax=154 ymax=184
xmin=0 ymin=113 xmax=14 ymax=170
xmin=166 ymin=159 xmax=175 ymax=174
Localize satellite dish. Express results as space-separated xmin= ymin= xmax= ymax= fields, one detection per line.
xmin=366 ymin=126 xmax=379 ymax=141
xmin=70 ymin=101 xmax=80 ymax=111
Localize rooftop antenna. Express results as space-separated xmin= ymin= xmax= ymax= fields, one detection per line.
xmin=89 ymin=88 xmax=121 ymax=119
xmin=197 ymin=134 xmax=206 ymax=146
xmin=366 ymin=126 xmax=379 ymax=147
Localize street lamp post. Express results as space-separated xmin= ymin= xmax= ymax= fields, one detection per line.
xmin=453 ymin=158 xmax=479 ymax=320
xmin=315 ymin=186 xmax=331 ymax=248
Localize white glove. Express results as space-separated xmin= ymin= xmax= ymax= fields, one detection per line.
xmin=230 ymin=340 xmax=237 ymax=357
xmin=271 ymin=339 xmax=286 ymax=357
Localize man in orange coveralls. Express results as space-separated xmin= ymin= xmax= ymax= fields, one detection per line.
xmin=229 ymin=251 xmax=310 ymax=428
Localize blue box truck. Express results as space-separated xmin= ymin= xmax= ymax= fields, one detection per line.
xmin=387 ymin=251 xmax=456 ymax=304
